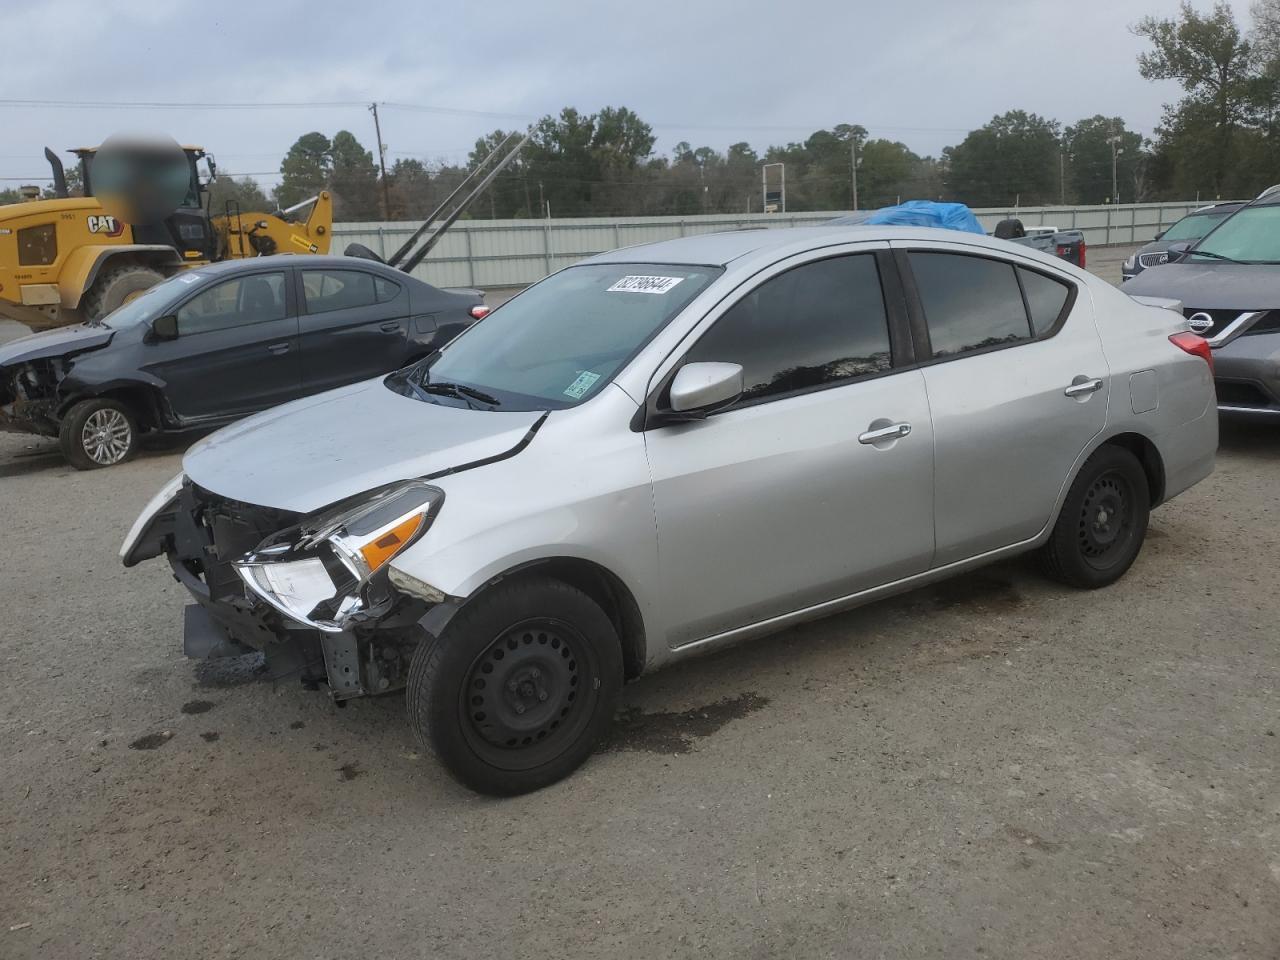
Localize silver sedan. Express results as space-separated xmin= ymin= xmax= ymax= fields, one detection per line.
xmin=123 ymin=226 xmax=1218 ymax=795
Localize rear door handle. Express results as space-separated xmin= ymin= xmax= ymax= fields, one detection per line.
xmin=379 ymin=320 xmax=402 ymax=332
xmin=267 ymin=342 xmax=291 ymax=355
xmin=858 ymin=422 xmax=912 ymax=444
xmin=1064 ymin=377 xmax=1103 ymax=397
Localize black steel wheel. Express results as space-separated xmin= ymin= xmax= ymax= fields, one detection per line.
xmin=1042 ymin=445 xmax=1150 ymax=589
xmin=407 ymin=577 xmax=622 ymax=795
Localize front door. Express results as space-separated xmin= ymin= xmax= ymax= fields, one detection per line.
xmin=297 ymin=267 xmax=410 ymax=391
xmin=643 ymin=250 xmax=936 ymax=648
xmin=895 ymin=245 xmax=1109 ymax=565
xmin=141 ymin=269 xmax=300 ymax=422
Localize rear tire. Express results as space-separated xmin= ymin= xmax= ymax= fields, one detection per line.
xmin=58 ymin=398 xmax=139 ymax=470
xmin=406 ymin=577 xmax=623 ymax=796
xmin=81 ymin=264 xmax=164 ymax=321
xmin=1041 ymin=445 xmax=1150 ymax=589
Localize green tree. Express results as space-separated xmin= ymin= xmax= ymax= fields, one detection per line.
xmin=329 ymin=130 xmax=380 ymax=221
xmin=944 ymin=111 xmax=1061 ymax=206
xmin=857 ymin=139 xmax=919 ymax=207
xmin=275 ymin=132 xmax=331 ymax=209
xmin=1135 ymin=2 xmax=1258 ymax=195
xmin=386 ymin=157 xmax=435 ymax=220
xmin=207 ymin=174 xmax=272 ymax=215
xmin=1062 ymin=116 xmax=1148 ymax=203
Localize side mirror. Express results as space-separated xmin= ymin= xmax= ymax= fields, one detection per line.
xmin=1154 ymin=230 xmax=1166 ymax=241
xmin=150 ymin=314 xmax=179 ymax=341
xmin=1166 ymin=241 xmax=1192 ymax=261
xmin=668 ymin=362 xmax=744 ymax=417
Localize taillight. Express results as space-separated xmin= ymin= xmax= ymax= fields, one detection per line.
xmin=1170 ymin=331 xmax=1213 ymax=374
xmin=1078 ymin=241 xmax=1086 ymax=268
xmin=469 ymin=304 xmax=490 ymax=320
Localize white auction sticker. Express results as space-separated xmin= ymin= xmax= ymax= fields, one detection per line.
xmin=606 ymin=275 xmax=684 ymax=294
xmin=563 ymin=370 xmax=601 ymax=399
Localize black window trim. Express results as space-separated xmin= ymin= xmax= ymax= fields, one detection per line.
xmin=893 ymin=247 xmax=1078 ymax=367
xmin=638 ymin=248 xmax=915 ymax=430
xmin=171 ymin=266 xmax=296 ymax=338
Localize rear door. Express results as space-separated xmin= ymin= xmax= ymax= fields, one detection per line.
xmin=894 ymin=243 xmax=1108 ymax=565
xmin=643 ymin=248 xmax=936 ymax=647
xmin=297 ymin=267 xmax=409 ymax=391
xmin=140 ymin=269 xmax=300 ymax=421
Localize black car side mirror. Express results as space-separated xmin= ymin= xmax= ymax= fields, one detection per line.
xmin=150 ymin=315 xmax=179 ymax=341
xmin=1166 ymin=241 xmax=1192 ymax=261
xmin=1154 ymin=230 xmax=1165 ymax=241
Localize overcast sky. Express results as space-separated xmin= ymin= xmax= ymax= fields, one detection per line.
xmin=3 ymin=0 xmax=1217 ymax=191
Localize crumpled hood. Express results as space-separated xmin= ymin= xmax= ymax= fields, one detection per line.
xmin=1123 ymin=261 xmax=1280 ymax=311
xmin=0 ymin=323 xmax=113 ymax=367
xmin=183 ymin=377 xmax=544 ymax=513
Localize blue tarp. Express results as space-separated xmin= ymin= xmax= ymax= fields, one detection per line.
xmin=828 ymin=200 xmax=986 ymax=235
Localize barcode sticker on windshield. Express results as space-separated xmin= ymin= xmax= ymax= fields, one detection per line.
xmin=564 ymin=371 xmax=601 ymax=399
xmin=607 ymin=275 xmax=684 ymax=295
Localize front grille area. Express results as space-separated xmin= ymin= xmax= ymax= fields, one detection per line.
xmin=1184 ymin=308 xmax=1241 ymax=339
xmin=1215 ymin=379 xmax=1277 ymax=409
xmin=1243 ymin=310 xmax=1280 ymax=336
xmin=1139 ymin=252 xmax=1170 ymax=268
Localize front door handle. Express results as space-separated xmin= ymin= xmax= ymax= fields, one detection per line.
xmin=267 ymin=342 xmax=291 ymax=355
xmin=379 ymin=320 xmax=402 ymax=332
xmin=858 ymin=422 xmax=912 ymax=444
xmin=1064 ymin=377 xmax=1103 ymax=397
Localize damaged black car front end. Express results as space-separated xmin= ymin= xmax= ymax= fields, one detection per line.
xmin=123 ymin=476 xmax=448 ymax=700
xmin=0 ymin=326 xmax=114 ymax=437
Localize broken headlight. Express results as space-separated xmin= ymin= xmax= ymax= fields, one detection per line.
xmin=235 ymin=481 xmax=444 ymax=632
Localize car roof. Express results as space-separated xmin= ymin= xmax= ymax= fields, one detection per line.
xmin=190 ymin=254 xmax=416 ymax=280
xmin=584 ymin=225 xmax=1030 ymax=268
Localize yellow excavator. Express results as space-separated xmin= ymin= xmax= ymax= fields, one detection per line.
xmin=0 ymin=145 xmax=332 ymax=330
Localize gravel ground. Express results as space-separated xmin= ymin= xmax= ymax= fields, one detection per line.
xmin=6 ymin=243 xmax=1279 ymax=959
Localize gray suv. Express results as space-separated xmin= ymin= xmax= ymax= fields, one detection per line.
xmin=1124 ymin=188 xmax=1280 ymax=415
xmin=1122 ymin=202 xmax=1245 ymax=281
xmin=122 ymin=226 xmax=1217 ymax=794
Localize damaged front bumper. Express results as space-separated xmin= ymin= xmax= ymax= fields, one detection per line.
xmin=123 ymin=477 xmax=444 ymax=700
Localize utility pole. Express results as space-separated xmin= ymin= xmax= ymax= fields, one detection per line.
xmin=369 ymin=102 xmax=391 ymax=220
xmin=1059 ymin=151 xmax=1065 ymax=205
xmin=850 ymin=135 xmax=859 ymax=211
xmin=1107 ymin=133 xmax=1122 ymax=205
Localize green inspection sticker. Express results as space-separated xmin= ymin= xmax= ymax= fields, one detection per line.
xmin=564 ymin=370 xmax=601 ymax=399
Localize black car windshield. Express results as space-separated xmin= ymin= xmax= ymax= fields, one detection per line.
xmin=1162 ymin=210 xmax=1231 ymax=242
xmin=1190 ymin=204 xmax=1280 ymax=263
xmin=99 ymin=272 xmax=197 ymax=329
xmin=402 ymin=262 xmax=722 ymax=410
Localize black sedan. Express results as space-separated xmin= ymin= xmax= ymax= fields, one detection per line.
xmin=0 ymin=256 xmax=488 ymax=468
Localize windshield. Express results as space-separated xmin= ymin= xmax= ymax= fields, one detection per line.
xmin=1162 ymin=210 xmax=1231 ymax=242
xmin=99 ymin=272 xmax=197 ymax=329
xmin=400 ymin=262 xmax=722 ymax=410
xmin=1189 ymin=204 xmax=1280 ymax=263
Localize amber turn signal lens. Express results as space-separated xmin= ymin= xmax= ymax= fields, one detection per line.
xmin=358 ymin=513 xmax=426 ymax=573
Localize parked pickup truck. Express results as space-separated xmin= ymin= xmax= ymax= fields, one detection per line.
xmin=993 ymin=219 xmax=1086 ymax=268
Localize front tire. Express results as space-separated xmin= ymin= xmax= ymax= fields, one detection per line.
xmin=59 ymin=398 xmax=139 ymax=470
xmin=1041 ymin=445 xmax=1150 ymax=589
xmin=81 ymin=264 xmax=164 ymax=321
xmin=407 ymin=577 xmax=623 ymax=796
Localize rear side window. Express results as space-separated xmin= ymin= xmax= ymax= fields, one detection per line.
xmin=177 ymin=272 xmax=287 ymax=335
xmin=302 ymin=269 xmax=378 ymax=314
xmin=1019 ymin=267 xmax=1070 ymax=335
xmin=17 ymin=224 xmax=57 ymax=266
xmin=684 ymin=254 xmax=892 ymax=403
xmin=909 ymin=253 xmax=1031 ymax=357
xmin=374 ymin=276 xmax=401 ymax=303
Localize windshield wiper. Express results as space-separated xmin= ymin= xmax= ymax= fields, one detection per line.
xmin=420 ymin=380 xmax=501 ymax=408
xmin=1186 ymin=249 xmax=1241 ymax=264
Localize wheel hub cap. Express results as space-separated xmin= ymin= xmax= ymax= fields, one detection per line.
xmin=467 ymin=626 xmax=579 ymax=748
xmin=81 ymin=409 xmax=131 ymax=465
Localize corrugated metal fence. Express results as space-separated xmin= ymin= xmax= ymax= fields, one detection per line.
xmin=331 ymin=201 xmax=1221 ymax=289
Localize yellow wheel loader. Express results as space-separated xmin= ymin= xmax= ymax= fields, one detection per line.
xmin=0 ymin=146 xmax=332 ymax=329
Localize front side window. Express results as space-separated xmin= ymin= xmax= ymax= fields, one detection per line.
xmin=683 ymin=254 xmax=892 ymax=403
xmin=176 ymin=272 xmax=287 ymax=335
xmin=910 ymin=253 xmax=1031 ymax=357
xmin=303 ymin=269 xmax=378 ymax=314
xmin=406 ymin=262 xmax=720 ymax=410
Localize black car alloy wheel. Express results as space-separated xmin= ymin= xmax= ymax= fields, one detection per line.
xmin=460 ymin=617 xmax=597 ymax=771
